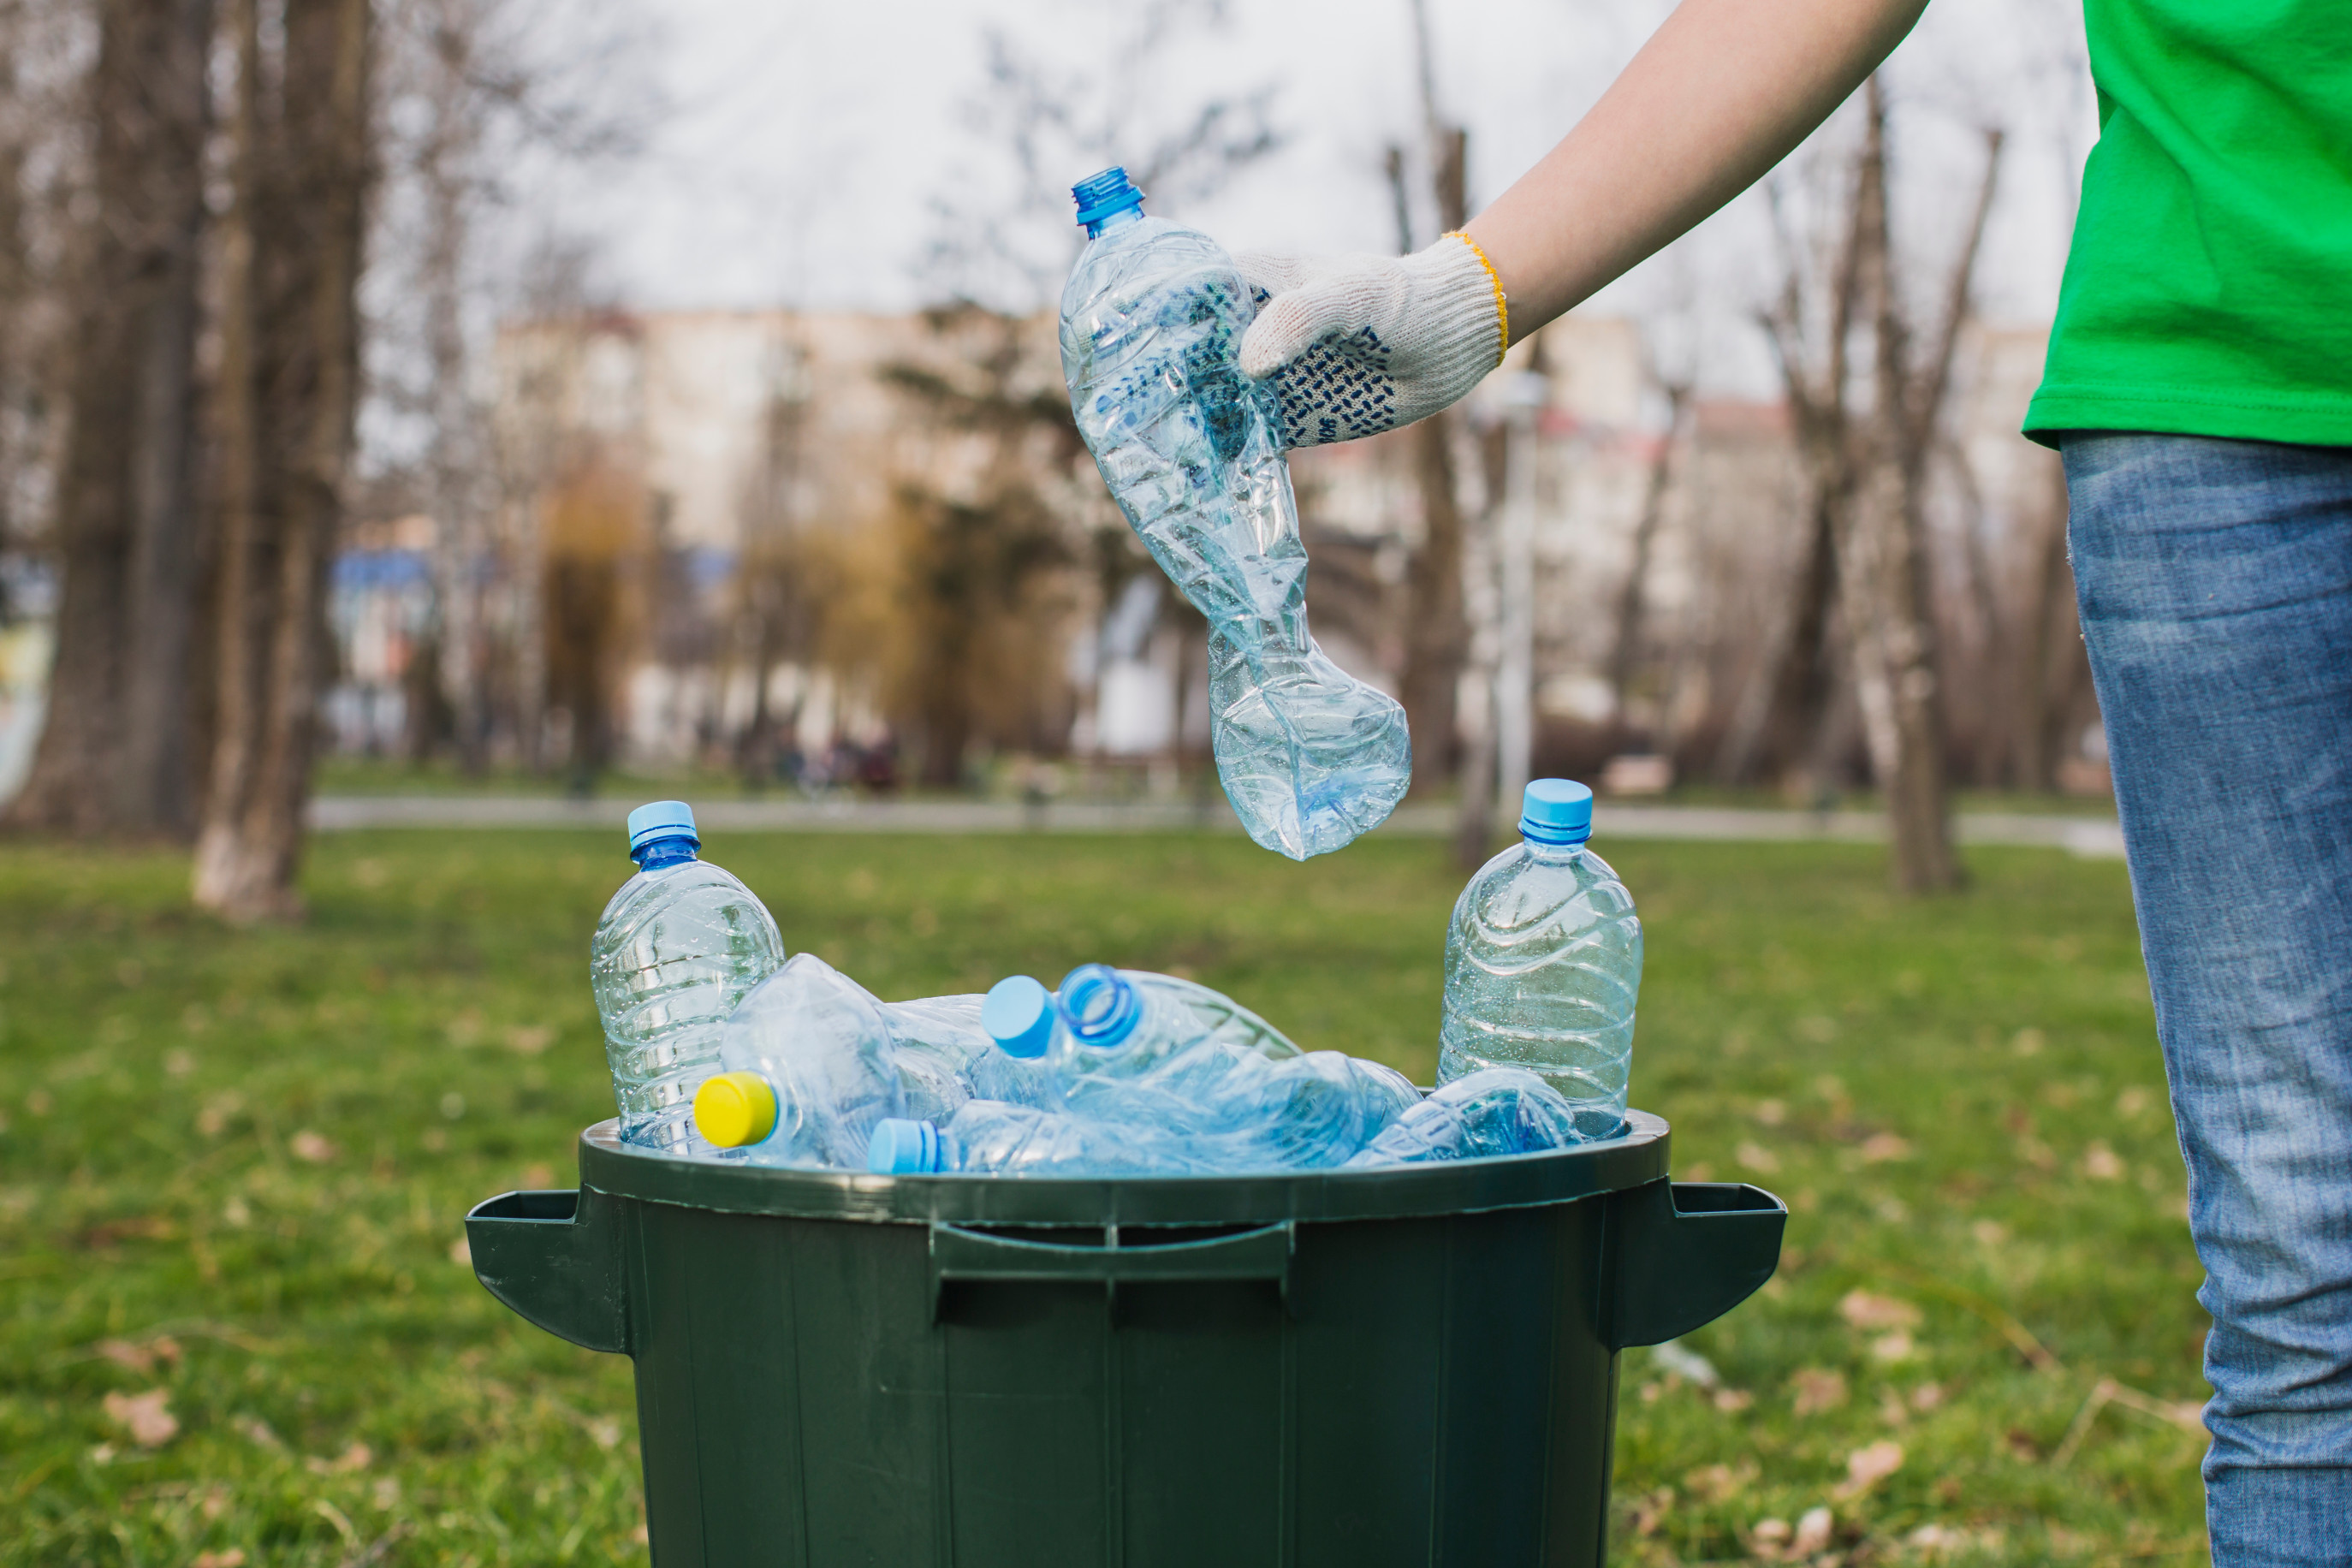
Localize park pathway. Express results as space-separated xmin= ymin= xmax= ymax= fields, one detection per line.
xmin=311 ymin=793 xmax=2126 ymax=858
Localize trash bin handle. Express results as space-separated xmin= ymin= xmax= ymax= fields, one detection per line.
xmin=928 ymin=1220 xmax=1295 ymax=1320
xmin=1604 ymin=1179 xmax=1785 ymax=1350
xmin=466 ymin=1188 xmax=629 ymax=1355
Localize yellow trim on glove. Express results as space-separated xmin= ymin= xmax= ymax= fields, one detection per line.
xmin=1446 ymin=230 xmax=1510 ymax=360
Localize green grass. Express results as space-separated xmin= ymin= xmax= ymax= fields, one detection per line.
xmin=0 ymin=831 xmax=2202 ymax=1565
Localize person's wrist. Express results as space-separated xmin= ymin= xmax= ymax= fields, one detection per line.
xmin=1441 ymin=231 xmax=1512 ymax=355
xmin=1463 ymin=216 xmax=1582 ymax=341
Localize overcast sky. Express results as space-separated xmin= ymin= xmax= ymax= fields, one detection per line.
xmin=538 ymin=0 xmax=2094 ymax=396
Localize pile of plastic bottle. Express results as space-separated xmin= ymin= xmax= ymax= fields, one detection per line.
xmin=589 ymin=779 xmax=1642 ymax=1179
xmin=583 ymin=164 xmax=1647 ymax=1179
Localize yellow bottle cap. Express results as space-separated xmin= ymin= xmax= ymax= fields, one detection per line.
xmin=693 ymin=1072 xmax=778 ymax=1148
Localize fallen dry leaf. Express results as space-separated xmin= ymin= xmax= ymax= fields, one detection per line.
xmin=1834 ymin=1440 xmax=1904 ymax=1499
xmin=1792 ymin=1506 xmax=1834 ymax=1555
xmin=306 ymin=1441 xmax=371 ymax=1476
xmin=192 ymin=1552 xmax=246 ymax=1568
xmin=1859 ymin=1131 xmax=1912 ymax=1164
xmin=1714 ymin=1387 xmax=1755 ymax=1412
xmin=1872 ymin=1330 xmax=1916 ymax=1363
xmin=289 ymin=1129 xmax=337 ymax=1164
xmin=448 ymin=1238 xmax=472 ymax=1267
xmin=1750 ymin=1517 xmax=1792 ymax=1554
xmin=1970 ymin=1219 xmax=2008 ymax=1246
xmin=97 ymin=1335 xmax=181 ymax=1374
xmin=1790 ymin=1367 xmax=1848 ymax=1417
xmin=103 ymin=1387 xmax=178 ymax=1447
xmin=505 ymin=1025 xmax=554 ymax=1056
xmin=1839 ymin=1290 xmax=1921 ymax=1332
xmin=1737 ymin=1141 xmax=1782 ymax=1174
xmin=1684 ymin=1459 xmax=1757 ymax=1503
xmin=233 ymin=1414 xmax=283 ymax=1450
xmin=2082 ymin=1143 xmax=2124 ymax=1180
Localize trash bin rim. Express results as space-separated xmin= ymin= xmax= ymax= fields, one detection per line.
xmin=573 ymin=1110 xmax=1671 ymax=1226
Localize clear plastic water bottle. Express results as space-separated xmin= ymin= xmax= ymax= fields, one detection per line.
xmin=692 ymin=953 xmax=906 ymax=1169
xmin=980 ymin=966 xmax=1419 ymax=1169
xmin=868 ymin=1100 xmax=1211 ymax=1178
xmin=882 ymin=995 xmax=1056 ymax=1123
xmin=1171 ymin=1044 xmax=1423 ymax=1168
xmin=1059 ymin=166 xmax=1411 ymax=860
xmin=1440 ymin=780 xmax=1640 ymax=1140
xmin=1345 ymin=1068 xmax=1589 ymax=1166
xmin=984 ymin=965 xmax=1300 ymax=1100
xmin=590 ymin=801 xmax=787 ymax=1150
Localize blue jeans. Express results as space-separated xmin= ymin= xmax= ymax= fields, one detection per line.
xmin=2064 ymin=434 xmax=2352 ymax=1564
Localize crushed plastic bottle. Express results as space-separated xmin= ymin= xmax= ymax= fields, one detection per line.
xmin=692 ymin=953 xmax=906 ymax=1168
xmin=882 ymin=995 xmax=1055 ymax=1123
xmin=868 ymin=1100 xmax=1211 ymax=1178
xmin=1345 ymin=1068 xmax=1589 ymax=1167
xmin=975 ymin=965 xmax=1420 ymax=1169
xmin=984 ymin=964 xmax=1302 ymax=1103
xmin=1440 ymin=780 xmax=1640 ymax=1140
xmin=590 ymin=801 xmax=787 ymax=1150
xmin=1167 ymin=1044 xmax=1422 ymax=1169
xmin=1060 ymin=166 xmax=1410 ymax=859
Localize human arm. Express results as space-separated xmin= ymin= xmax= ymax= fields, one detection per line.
xmin=1466 ymin=0 xmax=1929 ymax=336
xmin=1238 ymin=0 xmax=1928 ymax=444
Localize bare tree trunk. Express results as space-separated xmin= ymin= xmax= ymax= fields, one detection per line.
xmin=7 ymin=0 xmax=215 ymax=836
xmin=1839 ymin=83 xmax=1997 ymax=894
xmin=1403 ymin=413 xmax=1468 ymax=795
xmin=1385 ymin=122 xmax=1473 ymax=799
xmin=1749 ymin=143 xmax=1869 ymax=799
xmin=1609 ymin=382 xmax=1690 ymax=738
xmin=1452 ymin=420 xmax=1507 ymax=870
xmin=0 ymin=88 xmax=38 ymax=572
xmin=1731 ymin=494 xmax=1840 ymax=790
xmin=1939 ymin=441 xmax=2010 ymax=787
xmin=193 ymin=0 xmax=371 ymax=920
xmin=1394 ymin=11 xmax=1476 ymax=801
xmin=2013 ymin=451 xmax=2079 ymax=792
xmin=414 ymin=0 xmax=489 ymax=773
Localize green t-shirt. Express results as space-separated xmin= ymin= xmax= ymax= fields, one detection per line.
xmin=2023 ymin=0 xmax=2352 ymax=447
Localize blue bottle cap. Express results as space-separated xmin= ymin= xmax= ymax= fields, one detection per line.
xmin=627 ymin=799 xmax=699 ymax=856
xmin=868 ymin=1118 xmax=939 ymax=1175
xmin=1055 ymin=964 xmax=1142 ymax=1049
xmin=1518 ymin=779 xmax=1594 ymax=845
xmin=982 ymin=976 xmax=1057 ymax=1060
xmin=1071 ymin=167 xmax=1144 ymax=229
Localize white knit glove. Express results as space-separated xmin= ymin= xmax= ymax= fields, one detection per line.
xmin=1236 ymin=233 xmax=1508 ymax=448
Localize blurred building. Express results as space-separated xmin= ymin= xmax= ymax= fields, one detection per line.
xmin=317 ymin=302 xmax=2085 ymax=797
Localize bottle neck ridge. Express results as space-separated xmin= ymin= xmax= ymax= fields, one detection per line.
xmin=1086 ymin=205 xmax=1143 ymax=240
xmin=633 ymin=838 xmax=699 ymax=871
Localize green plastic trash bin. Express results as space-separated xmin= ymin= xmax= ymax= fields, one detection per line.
xmin=468 ymin=1110 xmax=1781 ymax=1566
